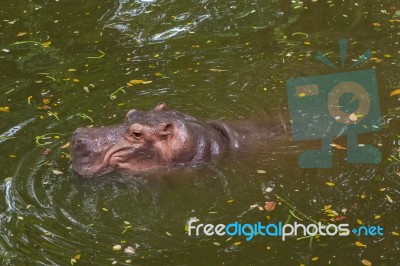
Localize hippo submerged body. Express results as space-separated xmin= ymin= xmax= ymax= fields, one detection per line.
xmin=71 ymin=103 xmax=287 ymax=176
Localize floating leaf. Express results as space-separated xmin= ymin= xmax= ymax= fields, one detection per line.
xmin=311 ymin=257 xmax=319 ymax=261
xmin=370 ymin=57 xmax=382 ymax=63
xmin=42 ymin=41 xmax=51 ymax=48
xmin=257 ymin=170 xmax=266 ymax=174
xmin=334 ymin=215 xmax=346 ymax=221
xmin=265 ymin=187 xmax=273 ymax=193
xmin=129 ymin=79 xmax=144 ymax=85
xmin=374 ymin=215 xmax=381 ymax=219
xmin=331 ymin=143 xmax=346 ymax=150
xmin=392 ymin=231 xmax=399 ymax=236
xmin=326 ymin=182 xmax=335 ymax=186
xmin=357 ymin=219 xmax=363 ymax=225
xmin=209 ymin=68 xmax=228 ymax=72
xmin=264 ymin=201 xmax=276 ymax=212
xmin=361 ymin=259 xmax=372 ymax=266
xmin=16 ymin=32 xmax=28 ymax=37
xmin=166 ymin=231 xmax=172 ymax=236
xmin=102 ymin=208 xmax=109 ymax=212
xmin=61 ymin=142 xmax=70 ymax=149
xmin=349 ymin=113 xmax=358 ymax=121
xmin=389 ymin=89 xmax=400 ymax=97
xmin=355 ymin=241 xmax=366 ymax=247
xmin=0 ymin=106 xmax=10 ymax=112
xmin=227 ymin=199 xmax=234 ymax=203
xmin=52 ymin=169 xmax=63 ymax=175
xmin=233 ymin=242 xmax=241 ymax=246
xmin=112 ymin=244 xmax=122 ymax=251
xmin=386 ymin=194 xmax=393 ymax=203
xmin=124 ymin=246 xmax=136 ymax=254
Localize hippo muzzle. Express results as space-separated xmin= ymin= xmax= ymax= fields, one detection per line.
xmin=71 ymin=125 xmax=125 ymax=176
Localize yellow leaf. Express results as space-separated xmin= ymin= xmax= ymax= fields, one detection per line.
xmin=74 ymin=254 xmax=81 ymax=260
xmin=361 ymin=259 xmax=372 ymax=266
xmin=227 ymin=199 xmax=234 ymax=203
xmin=311 ymin=257 xmax=319 ymax=261
xmin=233 ymin=242 xmax=241 ymax=246
xmin=0 ymin=106 xmax=10 ymax=112
xmin=360 ymin=194 xmax=366 ymax=199
xmin=386 ymin=194 xmax=393 ymax=203
xmin=257 ymin=170 xmax=266 ymax=174
xmin=154 ymin=54 xmax=160 ymax=58
xmin=372 ymin=22 xmax=381 ymax=27
xmin=61 ymin=142 xmax=70 ymax=149
xmin=102 ymin=208 xmax=109 ymax=212
xmin=357 ymin=219 xmax=363 ymax=225
xmin=68 ymin=69 xmax=77 ymax=72
xmin=374 ymin=215 xmax=381 ymax=219
xmin=142 ymin=81 xmax=153 ymax=84
xmin=43 ymin=98 xmax=51 ymax=105
xmin=42 ymin=41 xmax=51 ymax=48
xmin=391 ymin=231 xmax=399 ymax=236
xmin=379 ymin=188 xmax=386 ymax=191
xmin=16 ymin=32 xmax=28 ymax=37
xmin=331 ymin=143 xmax=347 ymax=150
xmin=324 ymin=205 xmax=332 ymax=210
xmin=326 ymin=182 xmax=335 ymax=186
xmin=129 ymin=79 xmax=144 ymax=85
xmin=370 ymin=57 xmax=382 ymax=63
xmin=390 ymin=89 xmax=400 ymax=97
xmin=355 ymin=241 xmax=366 ymax=247
xmin=303 ymin=41 xmax=311 ymax=45
xmin=384 ymin=54 xmax=392 ymax=58
xmin=9 ymin=154 xmax=16 ymax=158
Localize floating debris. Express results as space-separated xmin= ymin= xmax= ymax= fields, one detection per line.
xmin=264 ymin=201 xmax=276 ymax=212
xmin=113 ymin=244 xmax=122 ymax=251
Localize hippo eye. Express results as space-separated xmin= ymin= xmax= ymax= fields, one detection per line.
xmin=131 ymin=131 xmax=142 ymax=139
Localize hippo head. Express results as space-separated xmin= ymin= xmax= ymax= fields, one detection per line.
xmin=70 ymin=103 xmax=213 ymax=176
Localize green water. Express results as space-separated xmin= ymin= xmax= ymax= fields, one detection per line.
xmin=1 ymin=0 xmax=399 ymax=265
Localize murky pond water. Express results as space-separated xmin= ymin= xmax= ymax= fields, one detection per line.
xmin=1 ymin=0 xmax=400 ymax=265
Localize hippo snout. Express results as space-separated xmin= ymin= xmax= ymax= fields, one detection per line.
xmin=70 ymin=125 xmax=125 ymax=176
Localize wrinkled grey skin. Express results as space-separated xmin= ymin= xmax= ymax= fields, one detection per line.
xmin=70 ymin=103 xmax=287 ymax=176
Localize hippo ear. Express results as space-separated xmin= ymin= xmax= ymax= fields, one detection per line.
xmin=154 ymin=102 xmax=167 ymax=111
xmin=157 ymin=123 xmax=173 ymax=138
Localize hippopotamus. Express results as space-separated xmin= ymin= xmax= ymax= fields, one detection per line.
xmin=70 ymin=103 xmax=288 ymax=176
